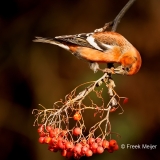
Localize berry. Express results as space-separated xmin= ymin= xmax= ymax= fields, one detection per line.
xmin=96 ymin=138 xmax=102 ymax=146
xmin=92 ymin=149 xmax=97 ymax=154
xmin=65 ymin=141 xmax=74 ymax=150
xmin=113 ymin=144 xmax=119 ymax=151
xmin=76 ymin=143 xmax=82 ymax=147
xmin=38 ymin=137 xmax=45 ymax=144
xmin=73 ymin=145 xmax=81 ymax=154
xmin=110 ymin=107 xmax=116 ymax=112
xmin=91 ymin=142 xmax=98 ymax=150
xmin=97 ymin=146 xmax=104 ymax=154
xmin=44 ymin=136 xmax=52 ymax=144
xmin=73 ymin=112 xmax=81 ymax=121
xmin=123 ymin=97 xmax=128 ymax=104
xmin=58 ymin=140 xmax=65 ymax=149
xmin=66 ymin=151 xmax=73 ymax=158
xmin=85 ymin=149 xmax=93 ymax=157
xmin=61 ymin=150 xmax=67 ymax=157
xmin=81 ymin=146 xmax=88 ymax=155
xmin=73 ymin=127 xmax=81 ymax=136
xmin=51 ymin=137 xmax=57 ymax=144
xmin=37 ymin=125 xmax=44 ymax=133
xmin=102 ymin=140 xmax=109 ymax=149
xmin=39 ymin=131 xmax=46 ymax=137
xmin=49 ymin=130 xmax=56 ymax=138
xmin=46 ymin=126 xmax=52 ymax=132
xmin=95 ymin=138 xmax=102 ymax=143
xmin=109 ymin=139 xmax=117 ymax=148
xmin=88 ymin=138 xmax=95 ymax=145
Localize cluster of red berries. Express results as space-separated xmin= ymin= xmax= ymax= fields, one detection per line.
xmin=37 ymin=125 xmax=119 ymax=159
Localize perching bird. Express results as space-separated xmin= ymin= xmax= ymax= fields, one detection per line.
xmin=33 ymin=31 xmax=141 ymax=75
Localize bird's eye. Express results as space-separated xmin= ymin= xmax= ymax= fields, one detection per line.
xmin=126 ymin=67 xmax=130 ymax=72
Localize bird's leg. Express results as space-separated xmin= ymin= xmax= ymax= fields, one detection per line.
xmin=107 ymin=63 xmax=114 ymax=69
xmin=94 ymin=21 xmax=114 ymax=33
xmin=96 ymin=63 xmax=115 ymax=74
xmin=97 ymin=67 xmax=115 ymax=74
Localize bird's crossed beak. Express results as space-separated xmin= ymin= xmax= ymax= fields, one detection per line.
xmin=114 ymin=66 xmax=127 ymax=75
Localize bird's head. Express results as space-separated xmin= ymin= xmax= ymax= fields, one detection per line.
xmin=114 ymin=49 xmax=142 ymax=75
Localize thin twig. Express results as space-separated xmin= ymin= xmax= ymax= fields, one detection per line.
xmin=112 ymin=0 xmax=136 ymax=31
xmin=94 ymin=0 xmax=136 ymax=33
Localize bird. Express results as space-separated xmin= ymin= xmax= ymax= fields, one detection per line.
xmin=33 ymin=31 xmax=141 ymax=75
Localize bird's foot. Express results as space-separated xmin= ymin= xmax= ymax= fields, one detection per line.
xmin=98 ymin=67 xmax=115 ymax=74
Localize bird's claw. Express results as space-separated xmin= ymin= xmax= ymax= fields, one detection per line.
xmin=98 ymin=67 xmax=115 ymax=74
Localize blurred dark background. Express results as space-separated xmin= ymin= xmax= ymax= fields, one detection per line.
xmin=0 ymin=0 xmax=160 ymax=160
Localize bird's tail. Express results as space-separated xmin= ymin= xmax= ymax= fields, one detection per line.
xmin=33 ymin=37 xmax=70 ymax=50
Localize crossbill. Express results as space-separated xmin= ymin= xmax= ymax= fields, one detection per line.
xmin=33 ymin=31 xmax=141 ymax=75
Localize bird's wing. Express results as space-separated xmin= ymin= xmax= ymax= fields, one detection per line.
xmin=33 ymin=37 xmax=70 ymax=50
xmin=55 ymin=33 xmax=96 ymax=49
xmin=92 ymin=31 xmax=130 ymax=51
xmin=55 ymin=32 xmax=119 ymax=51
xmin=34 ymin=32 xmax=126 ymax=52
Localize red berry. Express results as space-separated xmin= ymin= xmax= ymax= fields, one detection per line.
xmin=110 ymin=107 xmax=116 ymax=112
xmin=66 ymin=151 xmax=73 ymax=158
xmin=73 ymin=153 xmax=80 ymax=159
xmin=123 ymin=97 xmax=128 ymax=104
xmin=39 ymin=131 xmax=46 ymax=137
xmin=46 ymin=126 xmax=52 ymax=132
xmin=73 ymin=128 xmax=81 ymax=136
xmin=51 ymin=137 xmax=57 ymax=144
xmin=92 ymin=149 xmax=97 ymax=154
xmin=81 ymin=146 xmax=88 ymax=155
xmin=65 ymin=141 xmax=74 ymax=150
xmin=73 ymin=145 xmax=81 ymax=154
xmin=113 ymin=144 xmax=119 ymax=151
xmin=58 ymin=140 xmax=65 ymax=149
xmin=49 ymin=130 xmax=56 ymax=138
xmin=48 ymin=145 xmax=58 ymax=152
xmin=37 ymin=125 xmax=44 ymax=133
xmin=102 ymin=140 xmax=109 ymax=149
xmin=76 ymin=143 xmax=82 ymax=147
xmin=38 ymin=137 xmax=45 ymax=144
xmin=61 ymin=150 xmax=67 ymax=157
xmin=96 ymin=138 xmax=102 ymax=143
xmin=96 ymin=138 xmax=102 ymax=146
xmin=85 ymin=149 xmax=93 ymax=157
xmin=73 ymin=112 xmax=81 ymax=121
xmin=88 ymin=138 xmax=95 ymax=145
xmin=109 ymin=139 xmax=117 ymax=148
xmin=44 ymin=136 xmax=52 ymax=144
xmin=97 ymin=146 xmax=104 ymax=154
xmin=57 ymin=136 xmax=64 ymax=143
xmin=91 ymin=142 xmax=98 ymax=150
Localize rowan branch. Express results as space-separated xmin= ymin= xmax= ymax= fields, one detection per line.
xmin=112 ymin=0 xmax=136 ymax=31
xmin=94 ymin=0 xmax=136 ymax=32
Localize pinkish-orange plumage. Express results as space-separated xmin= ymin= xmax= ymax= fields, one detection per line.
xmin=33 ymin=31 xmax=141 ymax=75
